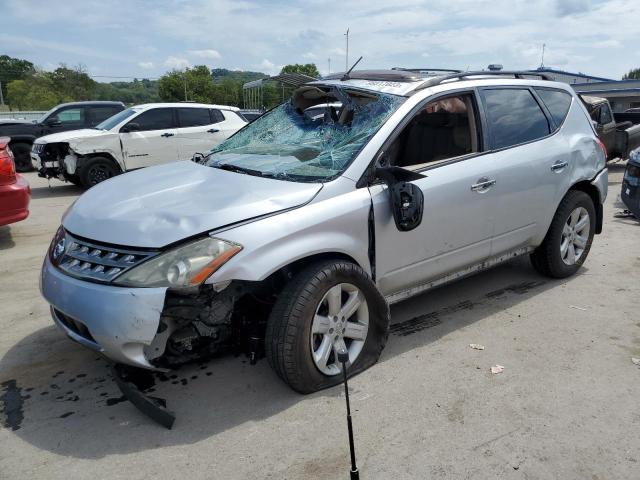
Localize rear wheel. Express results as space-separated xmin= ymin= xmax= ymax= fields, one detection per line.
xmin=530 ymin=190 xmax=596 ymax=278
xmin=9 ymin=143 xmax=33 ymax=172
xmin=265 ymin=260 xmax=389 ymax=393
xmin=79 ymin=157 xmax=119 ymax=188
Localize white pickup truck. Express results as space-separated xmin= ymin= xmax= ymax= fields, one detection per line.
xmin=31 ymin=103 xmax=247 ymax=188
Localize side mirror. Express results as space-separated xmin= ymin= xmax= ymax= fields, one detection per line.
xmin=45 ymin=117 xmax=61 ymax=126
xmin=121 ymin=122 xmax=140 ymax=133
xmin=375 ymin=166 xmax=425 ymax=232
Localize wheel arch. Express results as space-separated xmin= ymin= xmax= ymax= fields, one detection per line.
xmin=76 ymin=152 xmax=123 ymax=174
xmin=568 ymin=180 xmax=603 ymax=234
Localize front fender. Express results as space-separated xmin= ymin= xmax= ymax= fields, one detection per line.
xmin=207 ymin=187 xmax=373 ymax=283
xmin=69 ymin=134 xmax=125 ymax=170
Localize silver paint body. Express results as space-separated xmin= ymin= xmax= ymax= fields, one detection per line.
xmin=41 ymin=76 xmax=607 ymax=369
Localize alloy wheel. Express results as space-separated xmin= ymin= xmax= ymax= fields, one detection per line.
xmin=560 ymin=206 xmax=590 ymax=265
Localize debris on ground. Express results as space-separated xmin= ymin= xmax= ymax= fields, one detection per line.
xmin=491 ymin=365 xmax=505 ymax=374
xmin=568 ymin=305 xmax=588 ymax=311
xmin=469 ymin=344 xmax=485 ymax=350
xmin=632 ymin=358 xmax=640 ymax=367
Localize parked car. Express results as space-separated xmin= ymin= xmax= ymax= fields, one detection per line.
xmin=621 ymin=147 xmax=640 ymax=219
xmin=580 ymin=95 xmax=640 ymax=161
xmin=31 ymin=103 xmax=247 ymax=188
xmin=0 ymin=101 xmax=125 ymax=172
xmin=41 ymin=70 xmax=607 ymax=394
xmin=0 ymin=137 xmax=30 ymax=226
xmin=624 ymin=107 xmax=640 ymax=113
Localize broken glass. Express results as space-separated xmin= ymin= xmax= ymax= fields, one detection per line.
xmin=206 ymin=88 xmax=405 ymax=182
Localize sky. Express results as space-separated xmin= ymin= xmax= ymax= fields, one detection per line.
xmin=1 ymin=0 xmax=639 ymax=81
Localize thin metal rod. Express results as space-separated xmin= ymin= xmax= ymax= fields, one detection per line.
xmin=339 ymin=353 xmax=359 ymax=479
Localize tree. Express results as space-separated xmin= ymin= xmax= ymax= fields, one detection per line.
xmin=6 ymin=75 xmax=59 ymax=110
xmin=48 ymin=64 xmax=96 ymax=101
xmin=279 ymin=63 xmax=320 ymax=78
xmin=623 ymin=68 xmax=640 ymax=80
xmin=0 ymin=55 xmax=36 ymax=103
xmin=158 ymin=65 xmax=216 ymax=102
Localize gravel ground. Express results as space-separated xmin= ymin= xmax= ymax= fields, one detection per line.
xmin=1 ymin=164 xmax=639 ymax=480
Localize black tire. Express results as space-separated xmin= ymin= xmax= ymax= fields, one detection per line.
xmin=63 ymin=173 xmax=82 ymax=186
xmin=10 ymin=143 xmax=33 ymax=173
xmin=530 ymin=190 xmax=596 ymax=278
xmin=79 ymin=157 xmax=119 ymax=188
xmin=265 ymin=259 xmax=390 ymax=393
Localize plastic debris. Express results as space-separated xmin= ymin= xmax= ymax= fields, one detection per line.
xmin=490 ymin=365 xmax=505 ymax=374
xmin=568 ymin=305 xmax=588 ymax=311
xmin=632 ymin=358 xmax=640 ymax=367
xmin=469 ymin=344 xmax=485 ymax=350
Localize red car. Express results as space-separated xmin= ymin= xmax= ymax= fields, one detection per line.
xmin=0 ymin=137 xmax=30 ymax=226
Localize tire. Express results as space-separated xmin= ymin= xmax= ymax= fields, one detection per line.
xmin=10 ymin=143 xmax=33 ymax=173
xmin=78 ymin=157 xmax=119 ymax=188
xmin=530 ymin=190 xmax=596 ymax=278
xmin=265 ymin=259 xmax=390 ymax=393
xmin=63 ymin=173 xmax=82 ymax=186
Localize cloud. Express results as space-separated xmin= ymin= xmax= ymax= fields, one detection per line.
xmin=302 ymin=52 xmax=317 ymax=59
xmin=258 ymin=59 xmax=279 ymax=75
xmin=188 ymin=49 xmax=222 ymax=60
xmin=164 ymin=56 xmax=190 ymax=69
xmin=138 ymin=61 xmax=154 ymax=69
xmin=556 ymin=0 xmax=591 ymax=16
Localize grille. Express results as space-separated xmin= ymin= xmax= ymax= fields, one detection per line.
xmin=32 ymin=143 xmax=45 ymax=154
xmin=55 ymin=233 xmax=157 ymax=283
xmin=54 ymin=309 xmax=97 ymax=343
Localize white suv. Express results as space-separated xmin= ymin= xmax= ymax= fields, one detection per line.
xmin=31 ymin=103 xmax=247 ymax=188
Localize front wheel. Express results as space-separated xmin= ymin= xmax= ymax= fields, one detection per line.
xmin=530 ymin=190 xmax=596 ymax=278
xmin=265 ymin=260 xmax=389 ymax=393
xmin=10 ymin=143 xmax=33 ymax=172
xmin=79 ymin=157 xmax=119 ymax=188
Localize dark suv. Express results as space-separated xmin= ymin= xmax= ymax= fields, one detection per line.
xmin=0 ymin=101 xmax=125 ymax=171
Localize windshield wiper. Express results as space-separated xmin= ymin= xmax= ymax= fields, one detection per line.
xmin=213 ymin=163 xmax=264 ymax=177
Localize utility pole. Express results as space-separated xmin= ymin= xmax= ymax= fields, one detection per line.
xmin=0 ymin=80 xmax=4 ymax=106
xmin=345 ymin=28 xmax=350 ymax=71
xmin=183 ymin=70 xmax=188 ymax=101
xmin=328 ymin=57 xmax=331 ymax=75
xmin=540 ymin=43 xmax=546 ymax=69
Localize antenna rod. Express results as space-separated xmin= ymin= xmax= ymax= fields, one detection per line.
xmin=338 ymin=350 xmax=359 ymax=480
xmin=341 ymin=56 xmax=363 ymax=81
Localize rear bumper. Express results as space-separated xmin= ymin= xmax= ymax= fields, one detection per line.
xmin=0 ymin=174 xmax=30 ymax=226
xmin=40 ymin=255 xmax=167 ymax=369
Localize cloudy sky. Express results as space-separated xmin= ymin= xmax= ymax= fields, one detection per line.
xmin=1 ymin=0 xmax=639 ymax=81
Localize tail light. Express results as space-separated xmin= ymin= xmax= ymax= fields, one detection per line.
xmin=596 ymin=138 xmax=607 ymax=163
xmin=0 ymin=137 xmax=17 ymax=186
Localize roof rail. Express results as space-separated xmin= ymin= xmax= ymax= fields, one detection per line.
xmin=415 ymin=70 xmax=553 ymax=90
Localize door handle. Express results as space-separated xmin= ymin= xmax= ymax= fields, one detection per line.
xmin=161 ymin=132 xmax=174 ymax=138
xmin=470 ymin=177 xmax=496 ymax=192
xmin=551 ymin=161 xmax=568 ymax=172
xmin=207 ymin=128 xmax=219 ymax=133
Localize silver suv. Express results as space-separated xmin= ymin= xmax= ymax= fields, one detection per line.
xmin=41 ymin=70 xmax=608 ymax=393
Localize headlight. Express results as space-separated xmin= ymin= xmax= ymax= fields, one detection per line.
xmin=113 ymin=237 xmax=242 ymax=288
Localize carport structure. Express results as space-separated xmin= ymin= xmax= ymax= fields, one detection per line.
xmin=242 ymin=72 xmax=317 ymax=111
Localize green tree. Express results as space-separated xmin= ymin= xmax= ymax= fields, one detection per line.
xmin=0 ymin=55 xmax=36 ymax=104
xmin=623 ymin=68 xmax=640 ymax=80
xmin=279 ymin=63 xmax=319 ymax=78
xmin=48 ymin=64 xmax=96 ymax=100
xmin=158 ymin=65 xmax=217 ymax=102
xmin=6 ymin=75 xmax=59 ymax=110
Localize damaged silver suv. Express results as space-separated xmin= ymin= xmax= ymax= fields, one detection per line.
xmin=41 ymin=70 xmax=608 ymax=393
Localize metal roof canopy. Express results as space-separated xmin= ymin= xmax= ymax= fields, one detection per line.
xmin=242 ymin=73 xmax=318 ymax=110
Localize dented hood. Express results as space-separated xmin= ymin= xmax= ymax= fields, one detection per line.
xmin=63 ymin=161 xmax=322 ymax=248
xmin=36 ymin=128 xmax=117 ymax=145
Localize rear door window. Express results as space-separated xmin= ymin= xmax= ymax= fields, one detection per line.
xmin=535 ymin=88 xmax=573 ymax=129
xmin=177 ymin=108 xmax=212 ymax=127
xmin=481 ymin=88 xmax=550 ymax=149
xmin=210 ymin=109 xmax=225 ymax=123
xmin=130 ymin=108 xmax=175 ymax=131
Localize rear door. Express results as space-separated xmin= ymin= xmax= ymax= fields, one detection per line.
xmin=119 ymin=107 xmax=179 ymax=170
xmin=175 ymin=107 xmax=226 ymax=160
xmin=477 ymin=87 xmax=565 ymax=256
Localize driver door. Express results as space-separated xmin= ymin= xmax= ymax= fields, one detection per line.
xmin=370 ymin=92 xmax=497 ymax=297
xmin=120 ymin=108 xmax=179 ymax=170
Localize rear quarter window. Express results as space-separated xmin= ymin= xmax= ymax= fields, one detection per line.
xmin=535 ymin=88 xmax=573 ymax=129
xmin=481 ymin=88 xmax=550 ymax=149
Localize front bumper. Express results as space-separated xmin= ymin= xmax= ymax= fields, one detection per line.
xmin=40 ymin=255 xmax=167 ymax=369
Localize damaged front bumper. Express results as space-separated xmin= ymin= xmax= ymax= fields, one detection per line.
xmin=40 ymin=256 xmax=167 ymax=369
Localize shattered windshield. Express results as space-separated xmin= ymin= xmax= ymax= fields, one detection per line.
xmin=205 ymin=87 xmax=405 ymax=182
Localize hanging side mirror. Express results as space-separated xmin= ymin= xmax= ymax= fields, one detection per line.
xmin=375 ymin=166 xmax=425 ymax=232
